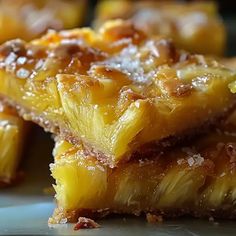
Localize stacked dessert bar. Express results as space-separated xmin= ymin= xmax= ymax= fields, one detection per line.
xmin=0 ymin=17 xmax=236 ymax=223
xmin=1 ymin=0 xmax=236 ymax=225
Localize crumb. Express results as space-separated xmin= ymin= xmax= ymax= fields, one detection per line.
xmin=209 ymin=216 xmax=214 ymax=222
xmin=59 ymin=218 xmax=67 ymax=224
xmin=74 ymin=217 xmax=101 ymax=230
xmin=209 ymin=216 xmax=219 ymax=225
xmin=146 ymin=213 xmax=163 ymax=223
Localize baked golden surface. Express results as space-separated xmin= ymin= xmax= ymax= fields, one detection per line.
xmin=0 ymin=104 xmax=26 ymax=185
xmin=95 ymin=1 xmax=226 ymax=55
xmin=0 ymin=20 xmax=235 ymax=166
xmin=0 ymin=0 xmax=86 ymax=43
xmin=50 ymin=123 xmax=236 ymax=223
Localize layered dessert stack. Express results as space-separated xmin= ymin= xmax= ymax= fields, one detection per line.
xmin=0 ymin=0 xmax=236 ymax=226
xmin=0 ymin=17 xmax=236 ymax=223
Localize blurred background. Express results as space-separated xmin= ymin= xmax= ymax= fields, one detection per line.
xmin=0 ymin=0 xmax=235 ymax=55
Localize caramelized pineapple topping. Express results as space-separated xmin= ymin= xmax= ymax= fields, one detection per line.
xmin=0 ymin=20 xmax=235 ymax=166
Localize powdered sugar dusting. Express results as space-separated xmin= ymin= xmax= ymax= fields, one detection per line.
xmin=187 ymin=154 xmax=204 ymax=167
xmin=94 ymin=44 xmax=156 ymax=83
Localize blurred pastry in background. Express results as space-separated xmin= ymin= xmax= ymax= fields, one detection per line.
xmin=94 ymin=0 xmax=226 ymax=56
xmin=0 ymin=104 xmax=28 ymax=186
xmin=0 ymin=0 xmax=87 ymax=43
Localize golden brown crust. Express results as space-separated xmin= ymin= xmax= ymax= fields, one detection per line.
xmin=50 ymin=206 xmax=236 ymax=224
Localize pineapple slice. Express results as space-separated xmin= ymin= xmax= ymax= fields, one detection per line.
xmin=0 ymin=20 xmax=235 ymax=166
xmin=0 ymin=0 xmax=87 ymax=43
xmin=50 ymin=125 xmax=236 ymax=223
xmin=0 ymin=104 xmax=26 ymax=185
xmin=94 ymin=0 xmax=226 ymax=55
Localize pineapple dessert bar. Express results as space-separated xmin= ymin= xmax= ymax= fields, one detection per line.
xmin=0 ymin=20 xmax=235 ymax=166
xmin=0 ymin=0 xmax=87 ymax=43
xmin=50 ymin=123 xmax=236 ymax=223
xmin=94 ymin=0 xmax=226 ymax=55
xmin=0 ymin=104 xmax=27 ymax=186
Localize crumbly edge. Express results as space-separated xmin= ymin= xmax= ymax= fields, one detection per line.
xmin=1 ymin=95 xmax=236 ymax=167
xmin=49 ymin=206 xmax=236 ymax=224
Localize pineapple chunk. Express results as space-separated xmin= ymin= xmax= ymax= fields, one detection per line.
xmin=50 ymin=126 xmax=236 ymax=223
xmin=0 ymin=20 xmax=235 ymax=166
xmin=0 ymin=0 xmax=87 ymax=43
xmin=94 ymin=1 xmax=226 ymax=55
xmin=0 ymin=104 xmax=26 ymax=185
